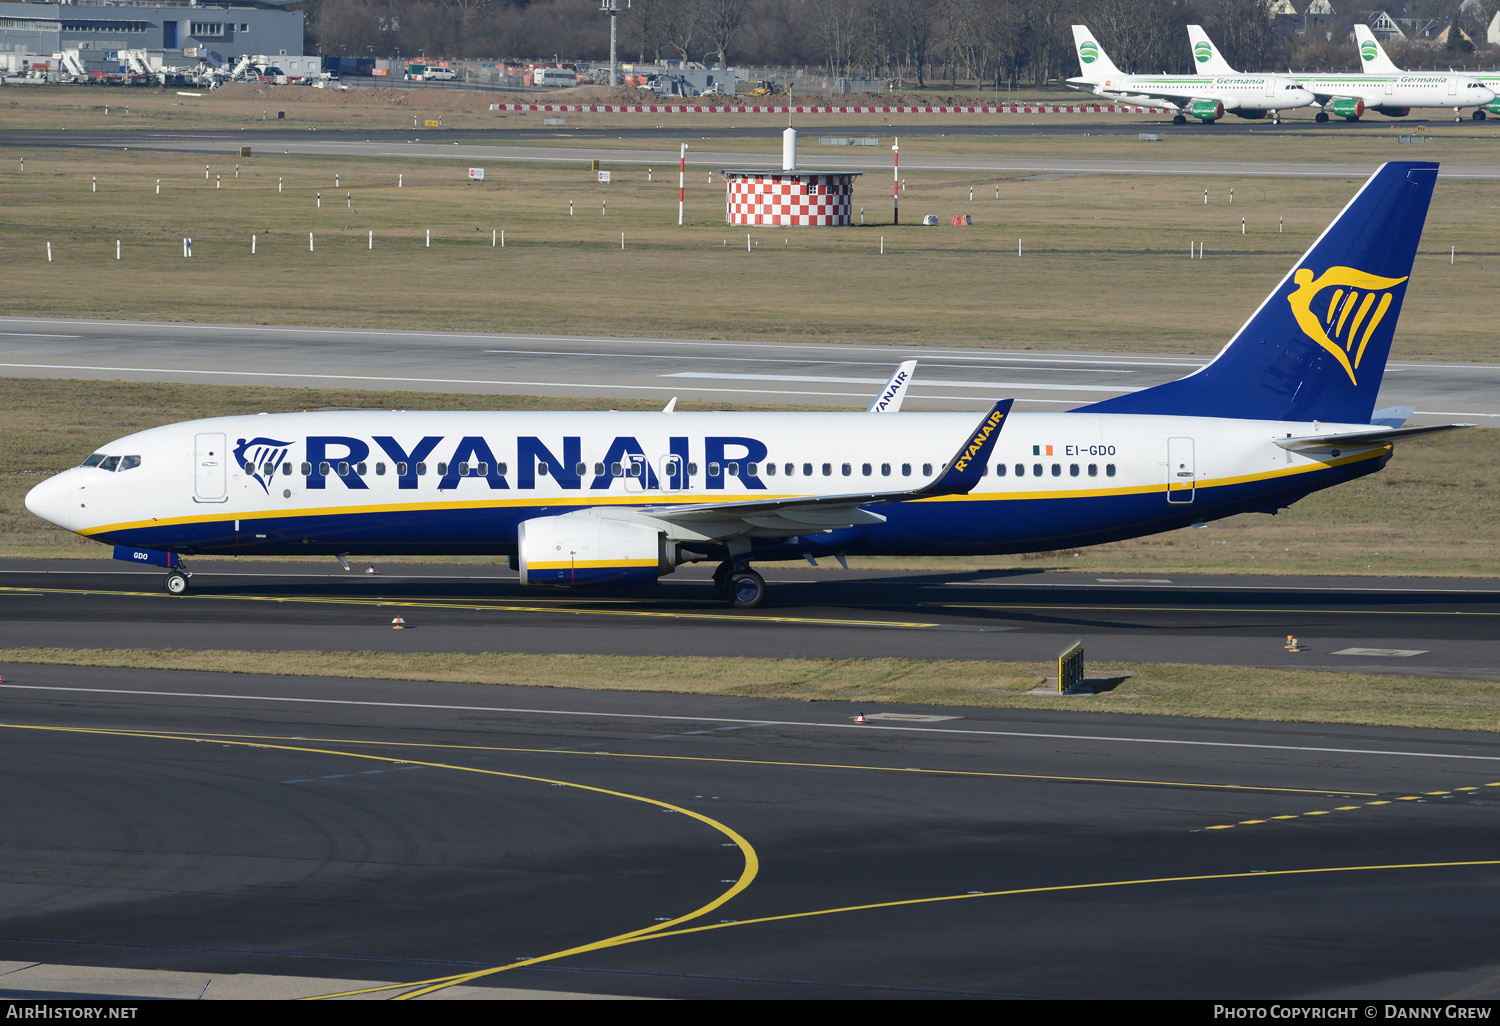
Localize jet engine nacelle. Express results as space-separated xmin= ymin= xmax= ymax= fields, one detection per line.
xmin=1331 ymin=97 xmax=1366 ymax=119
xmin=1231 ymin=108 xmax=1268 ymax=119
xmin=518 ymin=512 xmax=671 ymax=588
xmin=1486 ymin=100 xmax=1500 ymax=115
xmin=1188 ymin=99 xmax=1225 ymax=121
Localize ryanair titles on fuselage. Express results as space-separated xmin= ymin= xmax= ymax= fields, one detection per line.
xmin=268 ymin=433 xmax=772 ymax=492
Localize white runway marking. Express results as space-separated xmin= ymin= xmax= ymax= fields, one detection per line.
xmin=4 ymin=683 xmax=1499 ymax=763
xmin=661 ymin=371 xmax=1140 ymax=393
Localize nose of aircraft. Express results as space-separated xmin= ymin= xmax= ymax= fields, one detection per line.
xmin=25 ymin=470 xmax=72 ymax=531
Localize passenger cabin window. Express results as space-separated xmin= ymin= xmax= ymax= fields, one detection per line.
xmin=708 ymin=462 xmax=721 ymax=477
xmin=318 ymin=461 xmax=331 ymax=476
xmin=881 ymin=463 xmax=891 ymax=476
xmin=396 ymin=462 xmax=408 ymax=476
xmin=785 ymin=463 xmax=795 ymax=476
xmin=1088 ymin=464 xmax=1098 ymax=477
xmin=1051 ymin=464 xmax=1061 ymax=477
xmin=416 ymin=462 xmax=427 ymax=476
xmin=376 ymin=463 xmax=387 ymax=476
xmin=1106 ymin=464 xmax=1117 ymax=477
xmin=822 ymin=463 xmax=832 ymax=476
xmin=356 ymin=462 xmax=367 ymax=475
xmin=1069 ymin=464 xmax=1080 ymax=477
xmin=437 ymin=462 xmax=448 ymax=475
xmin=1015 ymin=463 xmax=1024 ymax=476
xmin=1033 ymin=463 xmax=1043 ymax=477
xmin=923 ymin=463 xmax=932 ymax=476
xmin=841 ymin=463 xmax=851 ymax=477
xmin=803 ymin=463 xmax=813 ymax=476
xmin=765 ymin=463 xmax=776 ymax=476
xmin=902 ymin=463 xmax=911 ymax=476
xmin=727 ymin=462 xmax=739 ymax=477
xmin=576 ymin=462 xmax=587 ymax=477
xmin=996 ymin=464 xmax=1006 ymax=477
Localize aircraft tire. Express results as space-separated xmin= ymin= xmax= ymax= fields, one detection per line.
xmin=1474 ymin=110 xmax=1487 ymax=121
xmin=728 ymin=571 xmax=766 ymax=610
xmin=164 ymin=571 xmax=189 ymax=595
xmin=1172 ymin=114 xmax=1187 ymax=125
xmin=1315 ymin=111 xmax=1329 ymax=123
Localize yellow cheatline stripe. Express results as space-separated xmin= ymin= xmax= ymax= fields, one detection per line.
xmin=0 ymin=585 xmax=937 ymax=628
xmin=0 ymin=723 xmax=758 ymax=1002
xmin=76 ymin=449 xmax=1389 ymax=537
xmin=526 ymin=559 xmax=658 ymax=570
xmin=54 ymin=727 xmax=1371 ymax=798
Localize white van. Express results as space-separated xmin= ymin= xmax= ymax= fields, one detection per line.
xmin=425 ymin=67 xmax=455 ymax=81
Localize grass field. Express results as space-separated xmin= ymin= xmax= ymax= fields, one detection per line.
xmin=1 ymin=87 xmax=1498 ymax=357
xmin=5 ymin=646 xmax=1500 ymax=732
xmin=4 ymin=377 xmax=1495 ymax=575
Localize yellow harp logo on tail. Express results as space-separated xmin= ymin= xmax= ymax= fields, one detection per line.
xmin=1286 ymin=266 xmax=1408 ymax=386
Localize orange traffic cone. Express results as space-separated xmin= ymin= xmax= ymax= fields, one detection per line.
xmin=853 ymin=713 xmax=867 ymax=724
xmin=366 ymin=566 xmax=377 ymax=575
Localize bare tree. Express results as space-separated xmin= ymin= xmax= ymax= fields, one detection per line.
xmin=700 ymin=0 xmax=751 ymax=68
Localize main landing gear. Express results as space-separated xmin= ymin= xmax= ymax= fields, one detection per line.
xmin=1474 ymin=109 xmax=1488 ymax=121
xmin=1172 ymin=114 xmax=1187 ymax=125
xmin=712 ymin=560 xmax=766 ymax=609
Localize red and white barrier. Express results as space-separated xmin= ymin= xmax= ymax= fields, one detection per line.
xmin=488 ymin=103 xmax=1170 ymax=115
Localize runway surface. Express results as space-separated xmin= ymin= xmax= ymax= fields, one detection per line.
xmin=8 ymin=126 xmax=1500 ymax=178
xmin=4 ymin=662 xmax=1500 ymax=999
xmin=3 ymin=559 xmax=1497 ymax=680
xmin=2 ymin=316 xmax=1495 ymax=422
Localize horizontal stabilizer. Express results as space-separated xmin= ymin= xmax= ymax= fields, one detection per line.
xmin=1275 ymin=423 xmax=1471 ymax=452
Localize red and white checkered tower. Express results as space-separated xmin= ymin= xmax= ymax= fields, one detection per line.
xmin=720 ymin=125 xmax=861 ymax=227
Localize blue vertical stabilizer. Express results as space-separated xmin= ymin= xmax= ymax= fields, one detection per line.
xmin=1079 ymin=162 xmax=1438 ymax=423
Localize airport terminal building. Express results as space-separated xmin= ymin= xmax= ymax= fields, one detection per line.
xmin=0 ymin=0 xmax=303 ymax=63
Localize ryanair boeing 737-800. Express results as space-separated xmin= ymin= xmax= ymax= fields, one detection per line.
xmin=25 ymin=162 xmax=1465 ymax=608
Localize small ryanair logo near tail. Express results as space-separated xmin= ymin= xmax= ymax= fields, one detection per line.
xmin=953 ymin=410 xmax=1005 ymax=472
xmin=1194 ymin=41 xmax=1213 ymax=64
xmin=1361 ymin=40 xmax=1378 ymax=62
xmin=1079 ymin=40 xmax=1099 ymax=64
xmin=234 ymin=436 xmax=293 ymax=494
xmin=1286 ymin=266 xmax=1408 ymax=386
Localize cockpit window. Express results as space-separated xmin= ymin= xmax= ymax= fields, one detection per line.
xmin=81 ymin=453 xmax=106 ymax=467
xmin=119 ymin=455 xmax=141 ymax=471
xmin=98 ymin=456 xmax=120 ymax=472
xmin=80 ymin=453 xmax=141 ymax=472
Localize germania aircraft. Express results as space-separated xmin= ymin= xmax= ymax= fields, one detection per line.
xmin=1068 ymin=24 xmax=1315 ymax=124
xmin=25 ymin=162 xmax=1466 ymax=609
xmin=1351 ymin=23 xmax=1500 ymax=122
xmin=1187 ymin=24 xmax=1494 ymax=123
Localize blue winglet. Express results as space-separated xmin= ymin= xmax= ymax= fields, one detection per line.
xmin=1078 ymin=162 xmax=1438 ymax=424
xmin=921 ymin=399 xmax=1014 ymax=496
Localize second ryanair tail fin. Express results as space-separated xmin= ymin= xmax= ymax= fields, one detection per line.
xmin=1079 ymin=161 xmax=1437 ymax=425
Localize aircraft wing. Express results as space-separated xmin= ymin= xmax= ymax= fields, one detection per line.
xmin=643 ymin=399 xmax=1013 ymax=536
xmin=1275 ymin=423 xmax=1471 ymax=452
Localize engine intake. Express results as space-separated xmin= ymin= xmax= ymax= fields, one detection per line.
xmin=518 ymin=513 xmax=670 ymax=588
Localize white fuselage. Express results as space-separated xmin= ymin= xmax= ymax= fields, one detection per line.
xmin=25 ymin=409 xmax=1389 ymax=560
